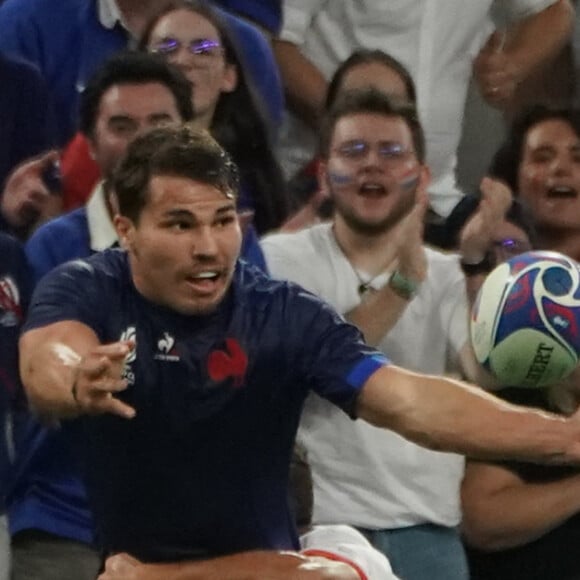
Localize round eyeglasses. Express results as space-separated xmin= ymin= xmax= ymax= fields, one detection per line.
xmin=334 ymin=140 xmax=415 ymax=168
xmin=150 ymin=37 xmax=224 ymax=59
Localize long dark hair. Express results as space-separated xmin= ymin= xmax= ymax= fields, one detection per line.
xmin=140 ymin=0 xmax=288 ymax=234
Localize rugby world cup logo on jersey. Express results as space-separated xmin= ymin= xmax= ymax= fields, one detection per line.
xmin=0 ymin=276 xmax=22 ymax=327
xmin=155 ymin=332 xmax=180 ymax=362
xmin=119 ymin=326 xmax=137 ymax=384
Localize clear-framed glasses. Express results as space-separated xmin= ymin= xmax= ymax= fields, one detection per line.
xmin=149 ymin=37 xmax=224 ymax=59
xmin=492 ymin=238 xmax=532 ymax=264
xmin=334 ymin=140 xmax=415 ymax=167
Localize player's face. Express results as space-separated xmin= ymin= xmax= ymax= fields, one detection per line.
xmin=89 ymin=83 xmax=183 ymax=179
xmin=518 ymin=119 xmax=580 ymax=231
xmin=117 ymin=175 xmax=242 ymax=316
xmin=147 ymin=8 xmax=237 ymax=129
xmin=320 ymin=113 xmax=426 ymax=235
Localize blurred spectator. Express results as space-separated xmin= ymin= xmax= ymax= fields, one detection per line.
xmin=0 ymin=54 xmax=55 ymax=192
xmin=262 ymin=89 xmax=492 ymax=580
xmin=0 ymin=0 xmax=283 ymax=146
xmin=0 ymin=152 xmax=62 ymax=240
xmin=273 ymin=0 xmax=574 ymax=219
xmin=0 ymin=233 xmax=30 ymax=580
xmin=0 ymin=54 xmax=58 ymax=237
xmin=488 ymin=105 xmax=580 ymax=261
xmin=61 ymin=1 xmax=288 ymax=240
xmin=141 ymin=0 xmax=288 ymax=236
xmin=281 ymin=48 xmax=416 ymax=232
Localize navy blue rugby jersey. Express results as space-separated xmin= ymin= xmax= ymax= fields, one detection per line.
xmin=24 ymin=248 xmax=388 ymax=562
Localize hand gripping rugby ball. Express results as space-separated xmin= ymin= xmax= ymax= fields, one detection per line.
xmin=470 ymin=251 xmax=580 ymax=388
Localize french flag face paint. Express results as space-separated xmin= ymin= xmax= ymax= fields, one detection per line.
xmin=398 ymin=168 xmax=420 ymax=193
xmin=328 ymin=170 xmax=356 ymax=187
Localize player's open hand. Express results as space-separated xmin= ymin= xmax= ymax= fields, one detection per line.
xmin=72 ymin=341 xmax=135 ymax=419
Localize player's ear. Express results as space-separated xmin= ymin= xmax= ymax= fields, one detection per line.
xmin=114 ymin=214 xmax=136 ymax=252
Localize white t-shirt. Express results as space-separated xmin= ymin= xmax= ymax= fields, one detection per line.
xmin=278 ymin=0 xmax=557 ymax=217
xmin=262 ymin=223 xmax=469 ymax=527
xmin=301 ymin=524 xmax=400 ymax=579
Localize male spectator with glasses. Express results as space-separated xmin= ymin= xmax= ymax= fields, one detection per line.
xmin=261 ymin=88 xmax=511 ymax=580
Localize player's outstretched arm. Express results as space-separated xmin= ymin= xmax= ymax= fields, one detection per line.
xmin=20 ymin=320 xmax=135 ymax=420
xmin=356 ymin=365 xmax=580 ymax=464
xmin=98 ymin=551 xmax=361 ymax=580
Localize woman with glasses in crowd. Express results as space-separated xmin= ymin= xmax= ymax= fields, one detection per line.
xmin=141 ymin=0 xmax=288 ymax=238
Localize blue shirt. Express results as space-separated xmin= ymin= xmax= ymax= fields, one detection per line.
xmin=24 ymin=249 xmax=388 ymax=561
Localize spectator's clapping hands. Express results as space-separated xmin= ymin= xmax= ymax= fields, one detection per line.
xmin=394 ymin=187 xmax=428 ymax=284
xmin=1 ymin=150 xmax=62 ymax=231
xmin=459 ymin=177 xmax=513 ymax=264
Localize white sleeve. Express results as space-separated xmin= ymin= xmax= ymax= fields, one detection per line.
xmin=260 ymin=232 xmax=325 ymax=296
xmin=300 ymin=525 xmax=400 ymax=580
xmin=502 ymin=0 xmax=558 ymax=21
xmin=278 ymin=0 xmax=330 ymax=44
xmin=432 ymin=254 xmax=469 ymax=357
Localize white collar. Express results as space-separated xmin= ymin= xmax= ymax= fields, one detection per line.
xmin=98 ymin=0 xmax=124 ymax=30
xmin=86 ymin=182 xmax=118 ymax=252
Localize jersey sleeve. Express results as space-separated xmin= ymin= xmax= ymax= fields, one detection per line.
xmin=22 ymin=258 xmax=106 ymax=338
xmin=301 ymin=525 xmax=399 ymax=580
xmin=284 ymin=287 xmax=389 ymax=416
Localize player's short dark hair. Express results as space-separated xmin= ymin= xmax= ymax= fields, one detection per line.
xmin=112 ymin=124 xmax=239 ymax=222
xmin=490 ymin=105 xmax=580 ymax=194
xmin=79 ymin=51 xmax=194 ymax=137
xmin=318 ymin=87 xmax=426 ymax=163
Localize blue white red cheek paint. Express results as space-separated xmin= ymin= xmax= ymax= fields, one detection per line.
xmin=398 ymin=169 xmax=420 ymax=193
xmin=328 ymin=170 xmax=356 ymax=186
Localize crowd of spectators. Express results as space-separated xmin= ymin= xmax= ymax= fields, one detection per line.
xmin=1 ymin=1 xmax=580 ymax=579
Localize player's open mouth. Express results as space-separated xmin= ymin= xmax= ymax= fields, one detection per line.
xmin=185 ymin=271 xmax=222 ymax=293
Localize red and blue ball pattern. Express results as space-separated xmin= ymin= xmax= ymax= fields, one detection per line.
xmin=471 ymin=251 xmax=580 ymax=387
